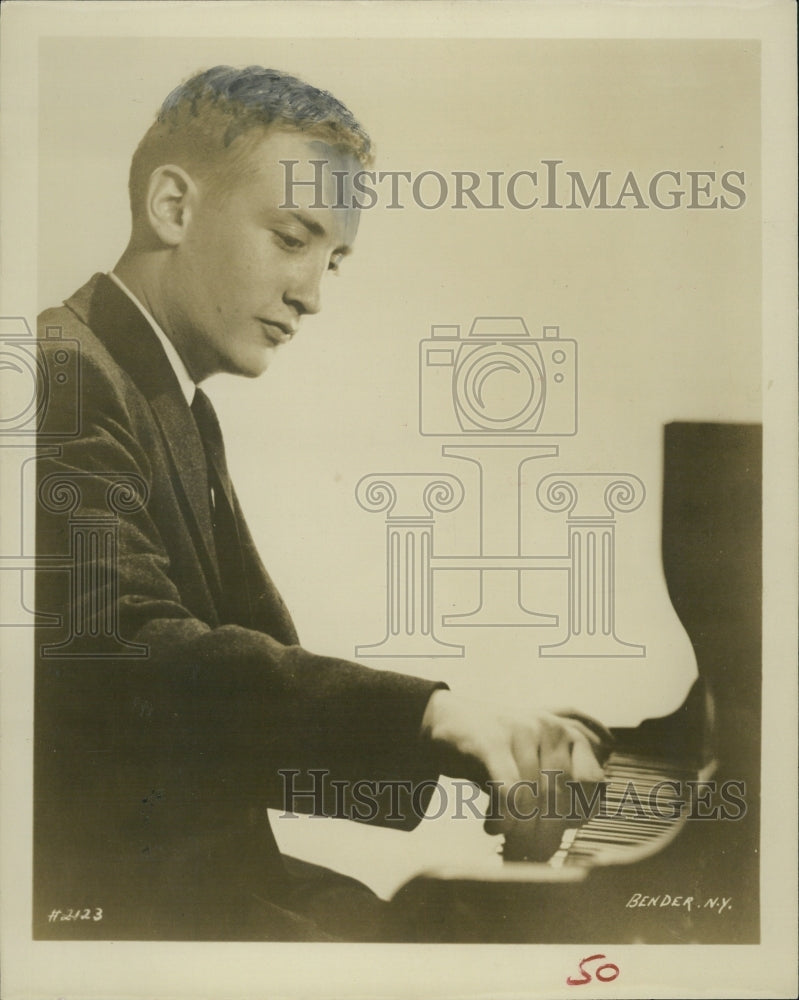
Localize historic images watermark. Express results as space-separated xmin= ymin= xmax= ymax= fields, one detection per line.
xmin=281 ymin=159 xmax=748 ymax=211
xmin=278 ymin=768 xmax=748 ymax=824
xmin=0 ymin=317 xmax=149 ymax=657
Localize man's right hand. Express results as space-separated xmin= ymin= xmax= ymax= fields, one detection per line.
xmin=419 ymin=688 xmax=609 ymax=838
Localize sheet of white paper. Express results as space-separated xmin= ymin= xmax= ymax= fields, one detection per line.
xmin=1 ymin=2 xmax=796 ymax=997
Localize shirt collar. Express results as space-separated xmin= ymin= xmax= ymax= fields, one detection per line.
xmin=108 ymin=271 xmax=196 ymax=405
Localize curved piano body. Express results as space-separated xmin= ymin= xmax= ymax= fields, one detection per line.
xmin=390 ymin=422 xmax=762 ymax=944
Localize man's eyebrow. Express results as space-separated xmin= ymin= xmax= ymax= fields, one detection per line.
xmin=289 ymin=211 xmax=326 ymax=238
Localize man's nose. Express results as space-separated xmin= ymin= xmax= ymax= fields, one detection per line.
xmin=283 ymin=264 xmax=323 ymax=317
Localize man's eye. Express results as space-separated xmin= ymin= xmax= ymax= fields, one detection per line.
xmin=275 ymin=231 xmax=306 ymax=250
xmin=328 ymin=253 xmax=344 ymax=274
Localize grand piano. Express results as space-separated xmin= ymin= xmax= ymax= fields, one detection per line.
xmin=389 ymin=422 xmax=762 ymax=944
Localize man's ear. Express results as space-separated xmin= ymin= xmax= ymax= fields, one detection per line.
xmin=144 ymin=165 xmax=196 ymax=246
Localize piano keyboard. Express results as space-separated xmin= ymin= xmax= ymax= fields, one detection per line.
xmin=548 ymin=753 xmax=696 ymax=868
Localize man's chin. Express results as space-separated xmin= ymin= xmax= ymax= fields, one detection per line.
xmin=231 ymin=348 xmax=277 ymax=378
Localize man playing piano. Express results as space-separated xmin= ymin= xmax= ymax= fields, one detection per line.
xmin=33 ymin=65 xmax=609 ymax=942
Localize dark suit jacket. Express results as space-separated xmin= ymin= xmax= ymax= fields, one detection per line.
xmin=34 ymin=274 xmax=442 ymax=940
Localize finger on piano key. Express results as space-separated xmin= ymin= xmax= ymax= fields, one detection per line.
xmin=556 ymin=710 xmax=616 ymax=764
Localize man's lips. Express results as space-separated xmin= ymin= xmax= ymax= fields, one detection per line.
xmin=258 ymin=319 xmax=296 ymax=344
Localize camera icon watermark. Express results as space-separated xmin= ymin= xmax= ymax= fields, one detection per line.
xmin=0 ymin=317 xmax=81 ymax=438
xmin=419 ymin=317 xmax=577 ymax=437
xmin=0 ymin=314 xmax=147 ymax=656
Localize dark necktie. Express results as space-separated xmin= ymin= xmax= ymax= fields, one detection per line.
xmin=190 ymin=388 xmax=252 ymax=624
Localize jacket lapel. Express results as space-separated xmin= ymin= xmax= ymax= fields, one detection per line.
xmin=77 ymin=274 xmax=223 ymax=601
xmin=149 ymin=394 xmax=223 ymax=598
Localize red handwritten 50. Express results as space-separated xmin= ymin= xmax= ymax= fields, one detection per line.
xmin=567 ymin=954 xmax=620 ymax=986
